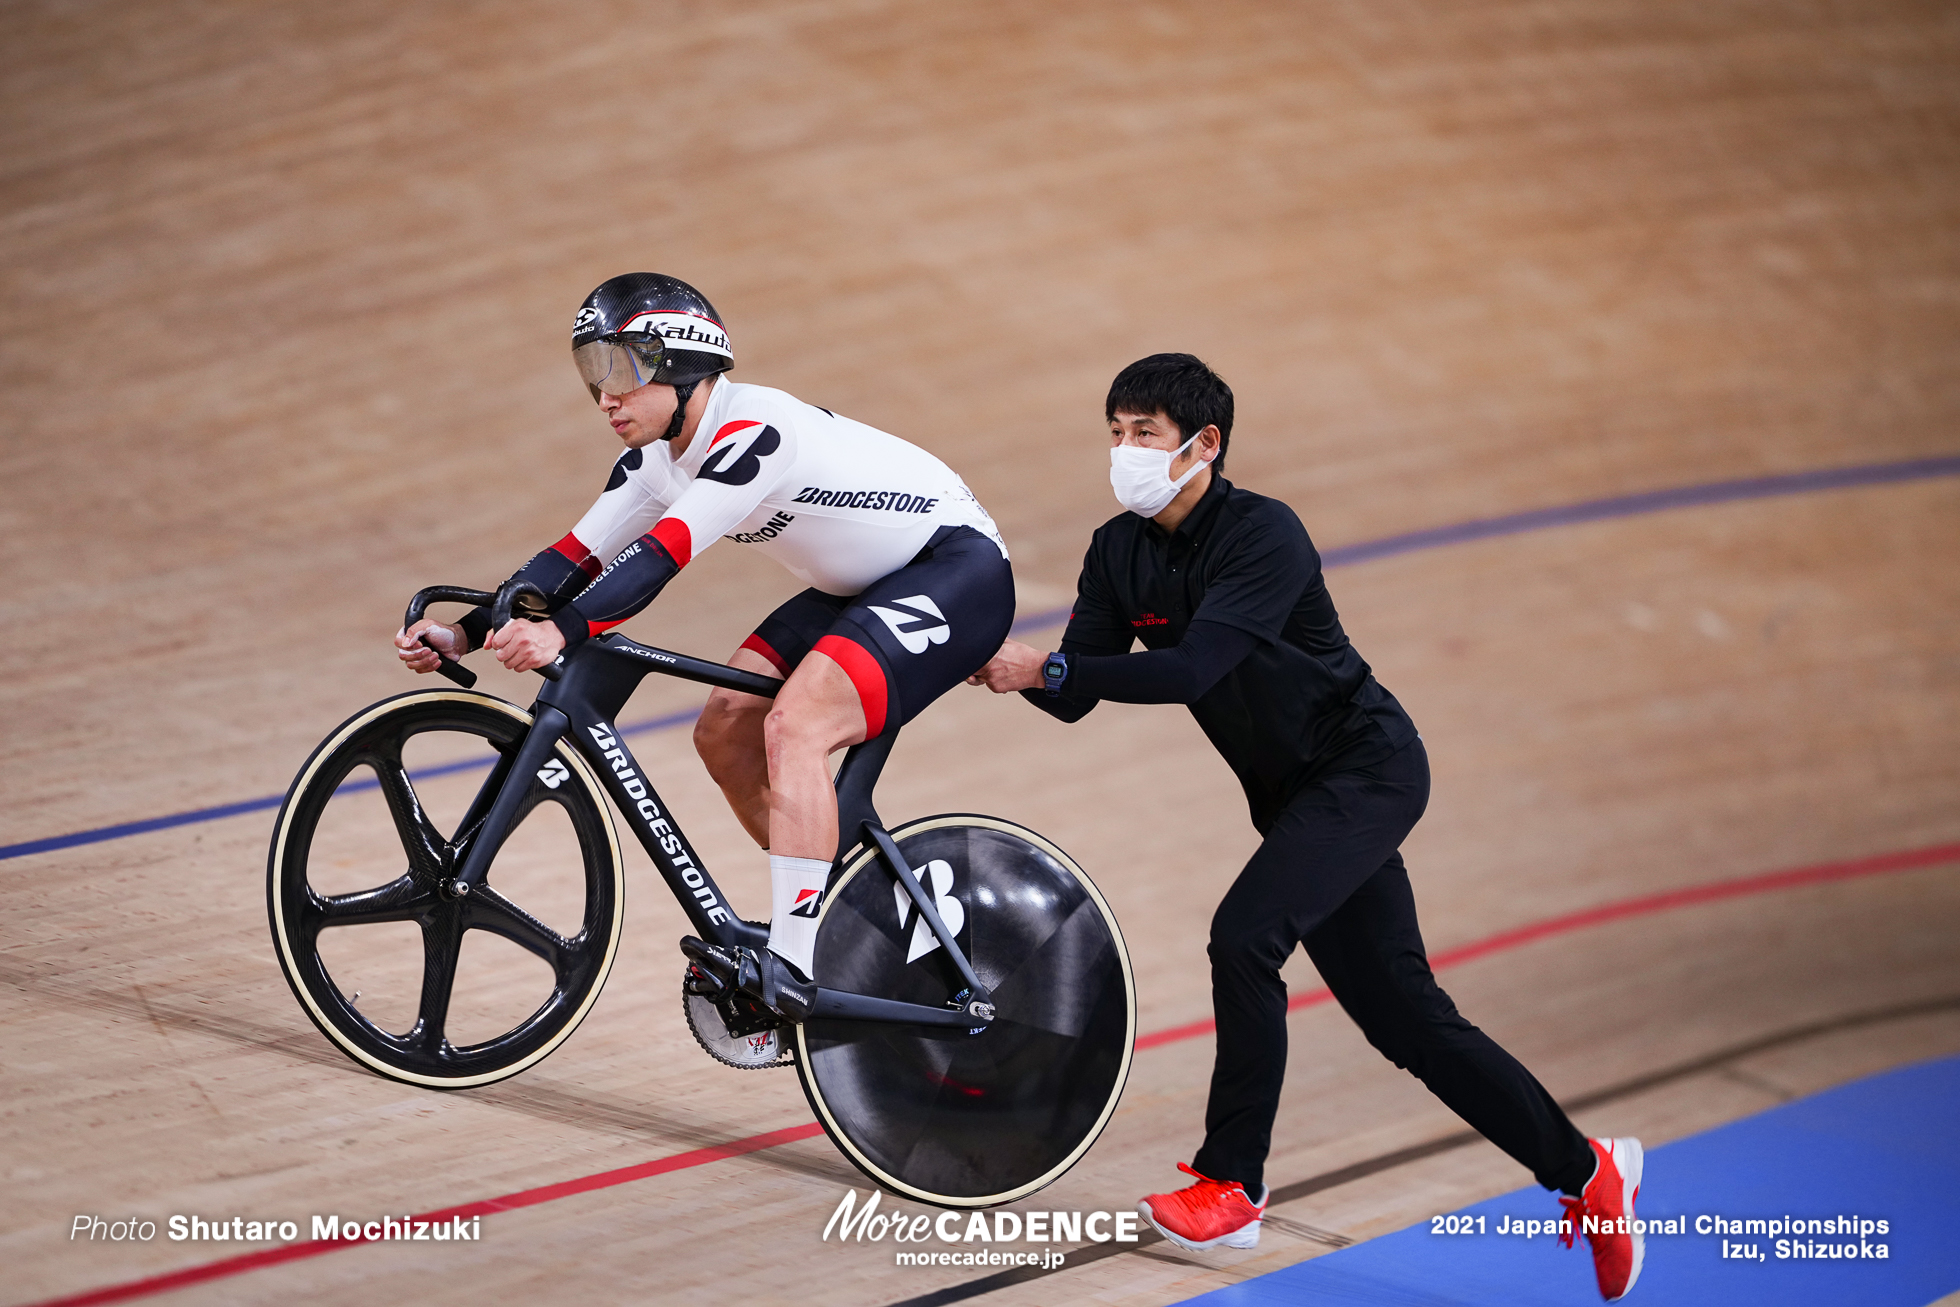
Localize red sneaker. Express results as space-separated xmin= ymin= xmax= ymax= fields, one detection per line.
xmin=1559 ymin=1137 xmax=1645 ymax=1300
xmin=1137 ymin=1163 xmax=1269 ymax=1250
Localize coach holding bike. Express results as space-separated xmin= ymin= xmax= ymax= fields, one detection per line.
xmin=968 ymin=354 xmax=1644 ymax=1302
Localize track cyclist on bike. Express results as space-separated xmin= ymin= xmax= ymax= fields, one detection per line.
xmin=395 ymin=273 xmax=1014 ymax=1020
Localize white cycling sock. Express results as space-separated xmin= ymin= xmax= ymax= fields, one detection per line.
xmin=767 ymin=854 xmax=830 ymax=979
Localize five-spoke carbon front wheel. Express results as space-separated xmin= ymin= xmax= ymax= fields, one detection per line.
xmin=268 ymin=689 xmax=624 ymax=1088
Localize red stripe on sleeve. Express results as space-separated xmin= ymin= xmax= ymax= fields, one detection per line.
xmin=551 ymin=531 xmax=601 ymax=579
xmin=587 ymin=617 xmax=628 ymax=636
xmin=739 ymin=633 xmax=791 ymax=677
xmin=711 ymin=419 xmax=761 ymax=447
xmin=813 ymin=635 xmax=888 ymax=739
xmin=650 ymin=517 xmax=693 ymax=568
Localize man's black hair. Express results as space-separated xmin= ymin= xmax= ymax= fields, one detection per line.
xmin=1105 ymin=353 xmax=1234 ymax=473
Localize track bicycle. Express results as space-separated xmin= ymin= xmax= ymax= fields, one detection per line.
xmin=267 ymin=581 xmax=1137 ymax=1207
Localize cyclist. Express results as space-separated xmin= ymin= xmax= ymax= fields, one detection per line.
xmin=967 ymin=354 xmax=1643 ymax=1302
xmin=396 ymin=273 xmax=1013 ymax=1020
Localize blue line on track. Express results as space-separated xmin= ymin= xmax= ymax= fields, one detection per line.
xmin=1181 ymin=1053 xmax=1960 ymax=1306
xmin=1317 ymin=453 xmax=1960 ymax=568
xmin=6 ymin=452 xmax=1956 ymax=865
xmin=0 ymin=708 xmax=697 ymax=862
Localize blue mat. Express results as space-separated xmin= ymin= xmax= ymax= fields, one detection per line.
xmin=1184 ymin=1055 xmax=1960 ymax=1306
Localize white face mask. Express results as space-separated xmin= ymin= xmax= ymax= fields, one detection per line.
xmin=1110 ymin=434 xmax=1207 ymax=518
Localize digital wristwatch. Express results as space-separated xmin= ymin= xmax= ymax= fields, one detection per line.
xmin=1041 ymin=652 xmax=1069 ymax=698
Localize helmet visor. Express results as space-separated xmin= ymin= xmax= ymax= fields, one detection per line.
xmin=574 ymin=336 xmax=671 ymax=400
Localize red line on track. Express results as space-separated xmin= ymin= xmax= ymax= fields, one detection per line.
xmin=1138 ymin=840 xmax=1960 ymax=1050
xmin=32 ymin=1124 xmax=824 ymax=1307
xmin=32 ymin=841 xmax=1959 ymax=1307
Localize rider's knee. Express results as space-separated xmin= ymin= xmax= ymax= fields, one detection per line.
xmin=762 ymin=703 xmax=809 ymax=754
xmin=695 ymin=694 xmax=733 ymax=738
xmin=692 ymin=715 xmax=725 ymax=773
xmin=763 ymin=700 xmax=854 ymax=767
xmin=694 ymin=694 xmax=756 ymax=769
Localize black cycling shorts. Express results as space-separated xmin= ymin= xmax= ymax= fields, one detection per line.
xmin=739 ymin=526 xmax=1014 ymax=739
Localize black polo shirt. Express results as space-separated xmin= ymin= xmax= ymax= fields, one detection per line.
xmin=1033 ymin=474 xmax=1417 ymax=833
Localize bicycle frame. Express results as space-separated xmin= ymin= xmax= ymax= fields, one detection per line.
xmin=449 ymin=631 xmax=996 ymax=1031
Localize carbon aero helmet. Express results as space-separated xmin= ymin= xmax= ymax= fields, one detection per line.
xmin=572 ymin=273 xmax=734 ymax=441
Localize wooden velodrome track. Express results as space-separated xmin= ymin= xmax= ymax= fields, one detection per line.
xmin=4 ymin=3 xmax=1959 ymax=1303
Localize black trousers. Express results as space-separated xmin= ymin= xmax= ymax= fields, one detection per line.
xmin=1190 ymin=738 xmax=1595 ymax=1197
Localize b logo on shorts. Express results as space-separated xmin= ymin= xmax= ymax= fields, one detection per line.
xmin=869 ymin=594 xmax=950 ymax=654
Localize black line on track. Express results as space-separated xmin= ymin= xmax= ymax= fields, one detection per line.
xmin=877 ymin=993 xmax=1960 ymax=1307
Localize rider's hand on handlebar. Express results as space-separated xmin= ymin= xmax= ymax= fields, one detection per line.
xmin=397 ymin=619 xmax=468 ymax=674
xmin=487 ymin=616 xmax=567 ymax=674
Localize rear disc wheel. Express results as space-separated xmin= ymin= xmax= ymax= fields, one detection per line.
xmin=794 ymin=815 xmax=1136 ymax=1207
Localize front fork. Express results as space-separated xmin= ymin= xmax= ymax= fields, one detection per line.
xmin=446 ymin=705 xmax=572 ymax=900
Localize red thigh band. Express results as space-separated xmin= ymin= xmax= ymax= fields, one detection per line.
xmin=812 ymin=634 xmax=888 ymax=738
xmin=739 ymin=632 xmax=790 ymax=677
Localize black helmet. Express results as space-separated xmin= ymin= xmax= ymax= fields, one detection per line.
xmin=572 ymin=274 xmax=733 ymax=435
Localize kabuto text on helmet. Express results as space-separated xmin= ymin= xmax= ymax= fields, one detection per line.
xmin=572 ymin=273 xmax=733 ymax=407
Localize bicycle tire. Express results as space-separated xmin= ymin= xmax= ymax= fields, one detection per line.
xmin=268 ymin=688 xmax=624 ymax=1088
xmin=794 ymin=815 xmax=1136 ymax=1208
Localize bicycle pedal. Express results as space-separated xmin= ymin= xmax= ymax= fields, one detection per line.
xmin=682 ymin=962 xmax=727 ymax=999
xmin=679 ymin=935 xmax=740 ymax=985
xmin=714 ymin=989 xmax=785 ymax=1038
xmin=683 ymin=937 xmax=813 ymax=1022
xmin=745 ymin=949 xmax=816 ymax=1022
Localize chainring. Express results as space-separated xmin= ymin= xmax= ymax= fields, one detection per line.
xmin=683 ymin=979 xmax=793 ymax=1070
